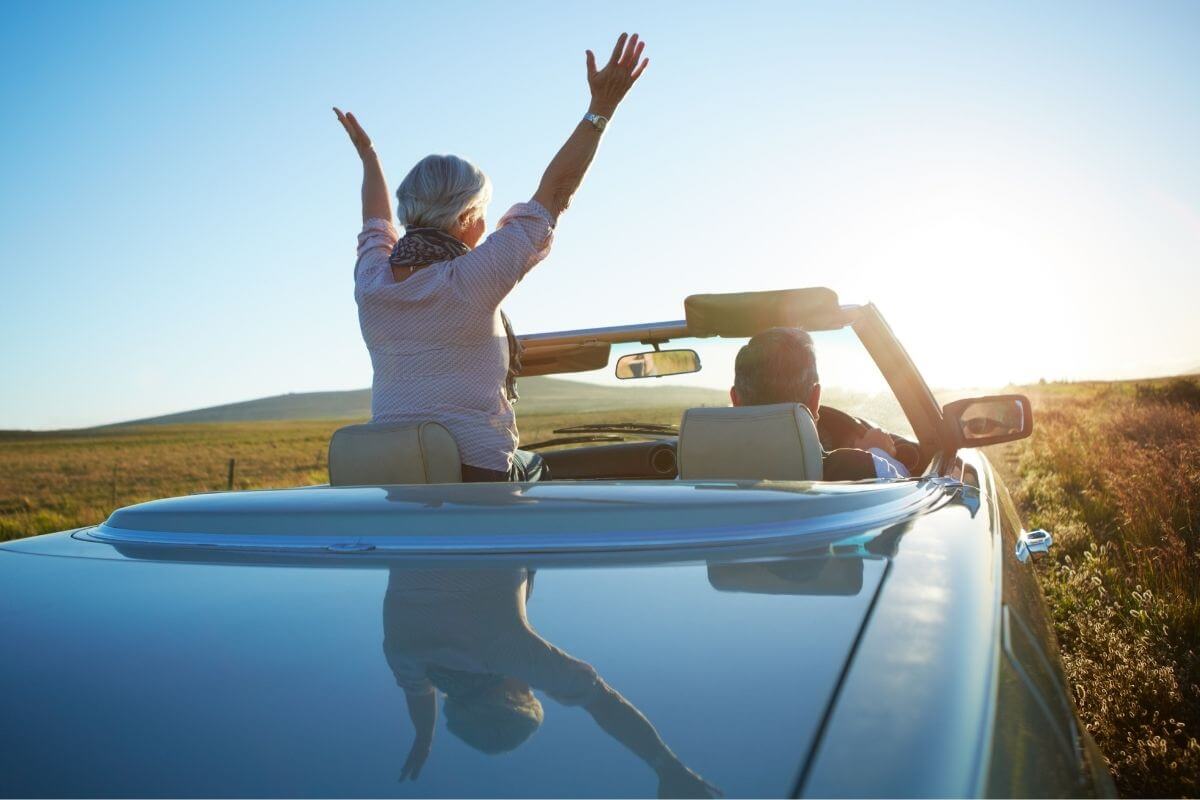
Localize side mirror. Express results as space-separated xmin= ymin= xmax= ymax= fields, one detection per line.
xmin=943 ymin=394 xmax=1032 ymax=448
xmin=614 ymin=349 xmax=701 ymax=380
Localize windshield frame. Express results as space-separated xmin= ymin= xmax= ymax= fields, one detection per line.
xmin=516 ymin=303 xmax=946 ymax=471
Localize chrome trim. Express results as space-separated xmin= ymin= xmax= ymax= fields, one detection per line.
xmin=517 ymin=320 xmax=691 ymax=348
xmin=1015 ymin=528 xmax=1053 ymax=563
xmin=77 ymin=479 xmax=950 ymax=556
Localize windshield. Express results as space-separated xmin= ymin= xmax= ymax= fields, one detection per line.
xmin=517 ymin=326 xmax=915 ymax=445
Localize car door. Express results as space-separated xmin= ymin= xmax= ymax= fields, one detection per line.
xmin=987 ymin=472 xmax=1110 ymax=797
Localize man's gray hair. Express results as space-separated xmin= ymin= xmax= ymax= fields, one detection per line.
xmin=395 ymin=154 xmax=492 ymax=232
xmin=733 ymin=327 xmax=820 ymax=406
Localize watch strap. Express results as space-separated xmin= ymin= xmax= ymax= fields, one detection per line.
xmin=583 ymin=112 xmax=609 ymax=131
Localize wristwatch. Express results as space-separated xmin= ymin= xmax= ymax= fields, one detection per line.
xmin=583 ymin=112 xmax=609 ymax=132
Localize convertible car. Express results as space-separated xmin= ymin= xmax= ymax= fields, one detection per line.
xmin=0 ymin=288 xmax=1114 ymax=798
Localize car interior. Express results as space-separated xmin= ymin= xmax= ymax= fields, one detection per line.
xmin=327 ymin=287 xmax=930 ymax=487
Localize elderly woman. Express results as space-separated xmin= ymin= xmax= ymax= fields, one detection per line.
xmin=335 ymin=34 xmax=649 ymax=482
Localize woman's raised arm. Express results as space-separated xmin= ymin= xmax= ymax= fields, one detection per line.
xmin=334 ymin=108 xmax=392 ymax=224
xmin=532 ymin=33 xmax=649 ymax=219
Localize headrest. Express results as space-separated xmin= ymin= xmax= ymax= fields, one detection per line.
xmin=707 ymin=557 xmax=864 ymax=596
xmin=328 ymin=421 xmax=462 ymax=485
xmin=677 ymin=403 xmax=824 ymax=481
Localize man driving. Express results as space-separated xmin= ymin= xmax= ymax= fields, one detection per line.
xmin=730 ymin=327 xmax=910 ymax=480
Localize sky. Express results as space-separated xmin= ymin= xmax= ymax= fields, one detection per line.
xmin=1 ymin=0 xmax=1198 ymax=429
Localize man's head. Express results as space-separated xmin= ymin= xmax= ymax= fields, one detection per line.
xmin=730 ymin=327 xmax=821 ymax=416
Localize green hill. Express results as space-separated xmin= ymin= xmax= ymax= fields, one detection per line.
xmin=107 ymin=377 xmax=728 ymax=427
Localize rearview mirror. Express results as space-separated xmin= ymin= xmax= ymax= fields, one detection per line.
xmin=943 ymin=394 xmax=1033 ymax=448
xmin=614 ymin=349 xmax=701 ymax=380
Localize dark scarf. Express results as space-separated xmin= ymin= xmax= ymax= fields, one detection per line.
xmin=425 ymin=664 xmax=506 ymax=699
xmin=390 ymin=227 xmax=523 ymax=404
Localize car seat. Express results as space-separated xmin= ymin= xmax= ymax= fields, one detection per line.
xmin=677 ymin=403 xmax=824 ymax=481
xmin=328 ymin=421 xmax=462 ymax=485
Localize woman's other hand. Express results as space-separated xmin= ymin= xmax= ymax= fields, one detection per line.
xmin=533 ymin=34 xmax=649 ymax=217
xmin=586 ymin=33 xmax=649 ymax=118
xmin=656 ymin=757 xmax=724 ymax=799
xmin=334 ymin=107 xmax=375 ymax=161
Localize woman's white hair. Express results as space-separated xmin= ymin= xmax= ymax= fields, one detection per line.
xmin=395 ymin=154 xmax=492 ymax=232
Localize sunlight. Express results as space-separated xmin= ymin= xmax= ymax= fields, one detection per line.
xmin=819 ymin=157 xmax=1100 ymax=390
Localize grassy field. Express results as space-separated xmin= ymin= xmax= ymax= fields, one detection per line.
xmin=990 ymin=377 xmax=1200 ymax=797
xmin=3 ymin=385 xmax=1199 ymax=795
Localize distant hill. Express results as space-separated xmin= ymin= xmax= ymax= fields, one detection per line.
xmin=106 ymin=377 xmax=728 ymax=427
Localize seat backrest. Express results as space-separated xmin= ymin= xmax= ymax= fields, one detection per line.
xmin=328 ymin=421 xmax=462 ymax=485
xmin=677 ymin=403 xmax=824 ymax=481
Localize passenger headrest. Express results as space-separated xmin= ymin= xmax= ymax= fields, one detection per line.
xmin=678 ymin=403 xmax=824 ymax=481
xmin=328 ymin=421 xmax=462 ymax=485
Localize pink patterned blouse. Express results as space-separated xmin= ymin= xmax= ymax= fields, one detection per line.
xmin=354 ymin=201 xmax=556 ymax=472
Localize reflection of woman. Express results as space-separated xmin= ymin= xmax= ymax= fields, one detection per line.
xmin=628 ymin=353 xmax=648 ymax=378
xmin=382 ymin=567 xmax=721 ymax=798
xmin=335 ymin=34 xmax=649 ymax=483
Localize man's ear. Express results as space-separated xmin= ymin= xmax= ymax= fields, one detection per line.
xmin=807 ymin=382 xmax=821 ymax=419
xmin=730 ymin=386 xmax=741 ymax=407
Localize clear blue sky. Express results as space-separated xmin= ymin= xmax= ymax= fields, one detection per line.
xmin=2 ymin=0 xmax=1198 ymax=429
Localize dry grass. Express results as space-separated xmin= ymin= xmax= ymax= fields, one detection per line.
xmin=0 ymin=408 xmax=684 ymax=541
xmin=994 ymin=378 xmax=1200 ymax=796
xmin=0 ymin=420 xmax=342 ymax=540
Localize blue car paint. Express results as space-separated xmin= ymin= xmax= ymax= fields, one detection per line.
xmin=0 ymin=461 xmax=1113 ymax=797
xmin=1 ymin=489 xmax=904 ymax=798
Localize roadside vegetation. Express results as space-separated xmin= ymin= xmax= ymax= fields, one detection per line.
xmin=994 ymin=377 xmax=1200 ymax=796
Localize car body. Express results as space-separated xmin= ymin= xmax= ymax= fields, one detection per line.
xmin=0 ymin=288 xmax=1114 ymax=798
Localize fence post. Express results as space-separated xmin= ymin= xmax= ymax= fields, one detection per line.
xmin=227 ymin=458 xmax=236 ymax=491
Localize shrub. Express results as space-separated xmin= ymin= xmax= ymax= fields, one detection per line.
xmin=1011 ymin=386 xmax=1200 ymax=796
xmin=1135 ymin=377 xmax=1200 ymax=410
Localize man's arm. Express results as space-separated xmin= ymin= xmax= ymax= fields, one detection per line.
xmin=334 ymin=108 xmax=392 ymax=224
xmin=532 ymin=33 xmax=649 ymax=218
xmin=854 ymin=427 xmax=910 ymax=478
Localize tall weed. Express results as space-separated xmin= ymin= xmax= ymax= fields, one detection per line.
xmin=1010 ymin=383 xmax=1200 ymax=795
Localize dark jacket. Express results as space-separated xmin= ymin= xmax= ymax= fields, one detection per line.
xmin=823 ymin=448 xmax=884 ymax=481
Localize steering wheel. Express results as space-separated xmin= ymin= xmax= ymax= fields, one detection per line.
xmin=816 ymin=405 xmax=921 ymax=474
xmin=815 ymin=405 xmax=869 ymax=451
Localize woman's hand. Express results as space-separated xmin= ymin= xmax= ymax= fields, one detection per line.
xmin=586 ymin=33 xmax=649 ymax=118
xmin=656 ymin=758 xmax=724 ymax=799
xmin=334 ymin=107 xmax=391 ymax=222
xmin=532 ymin=34 xmax=650 ymax=217
xmin=398 ymin=689 xmax=436 ymax=782
xmin=333 ymin=107 xmax=375 ymax=161
xmin=398 ymin=734 xmax=432 ymax=782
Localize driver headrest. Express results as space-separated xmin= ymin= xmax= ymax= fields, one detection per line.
xmin=329 ymin=421 xmax=462 ymax=485
xmin=677 ymin=403 xmax=824 ymax=481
